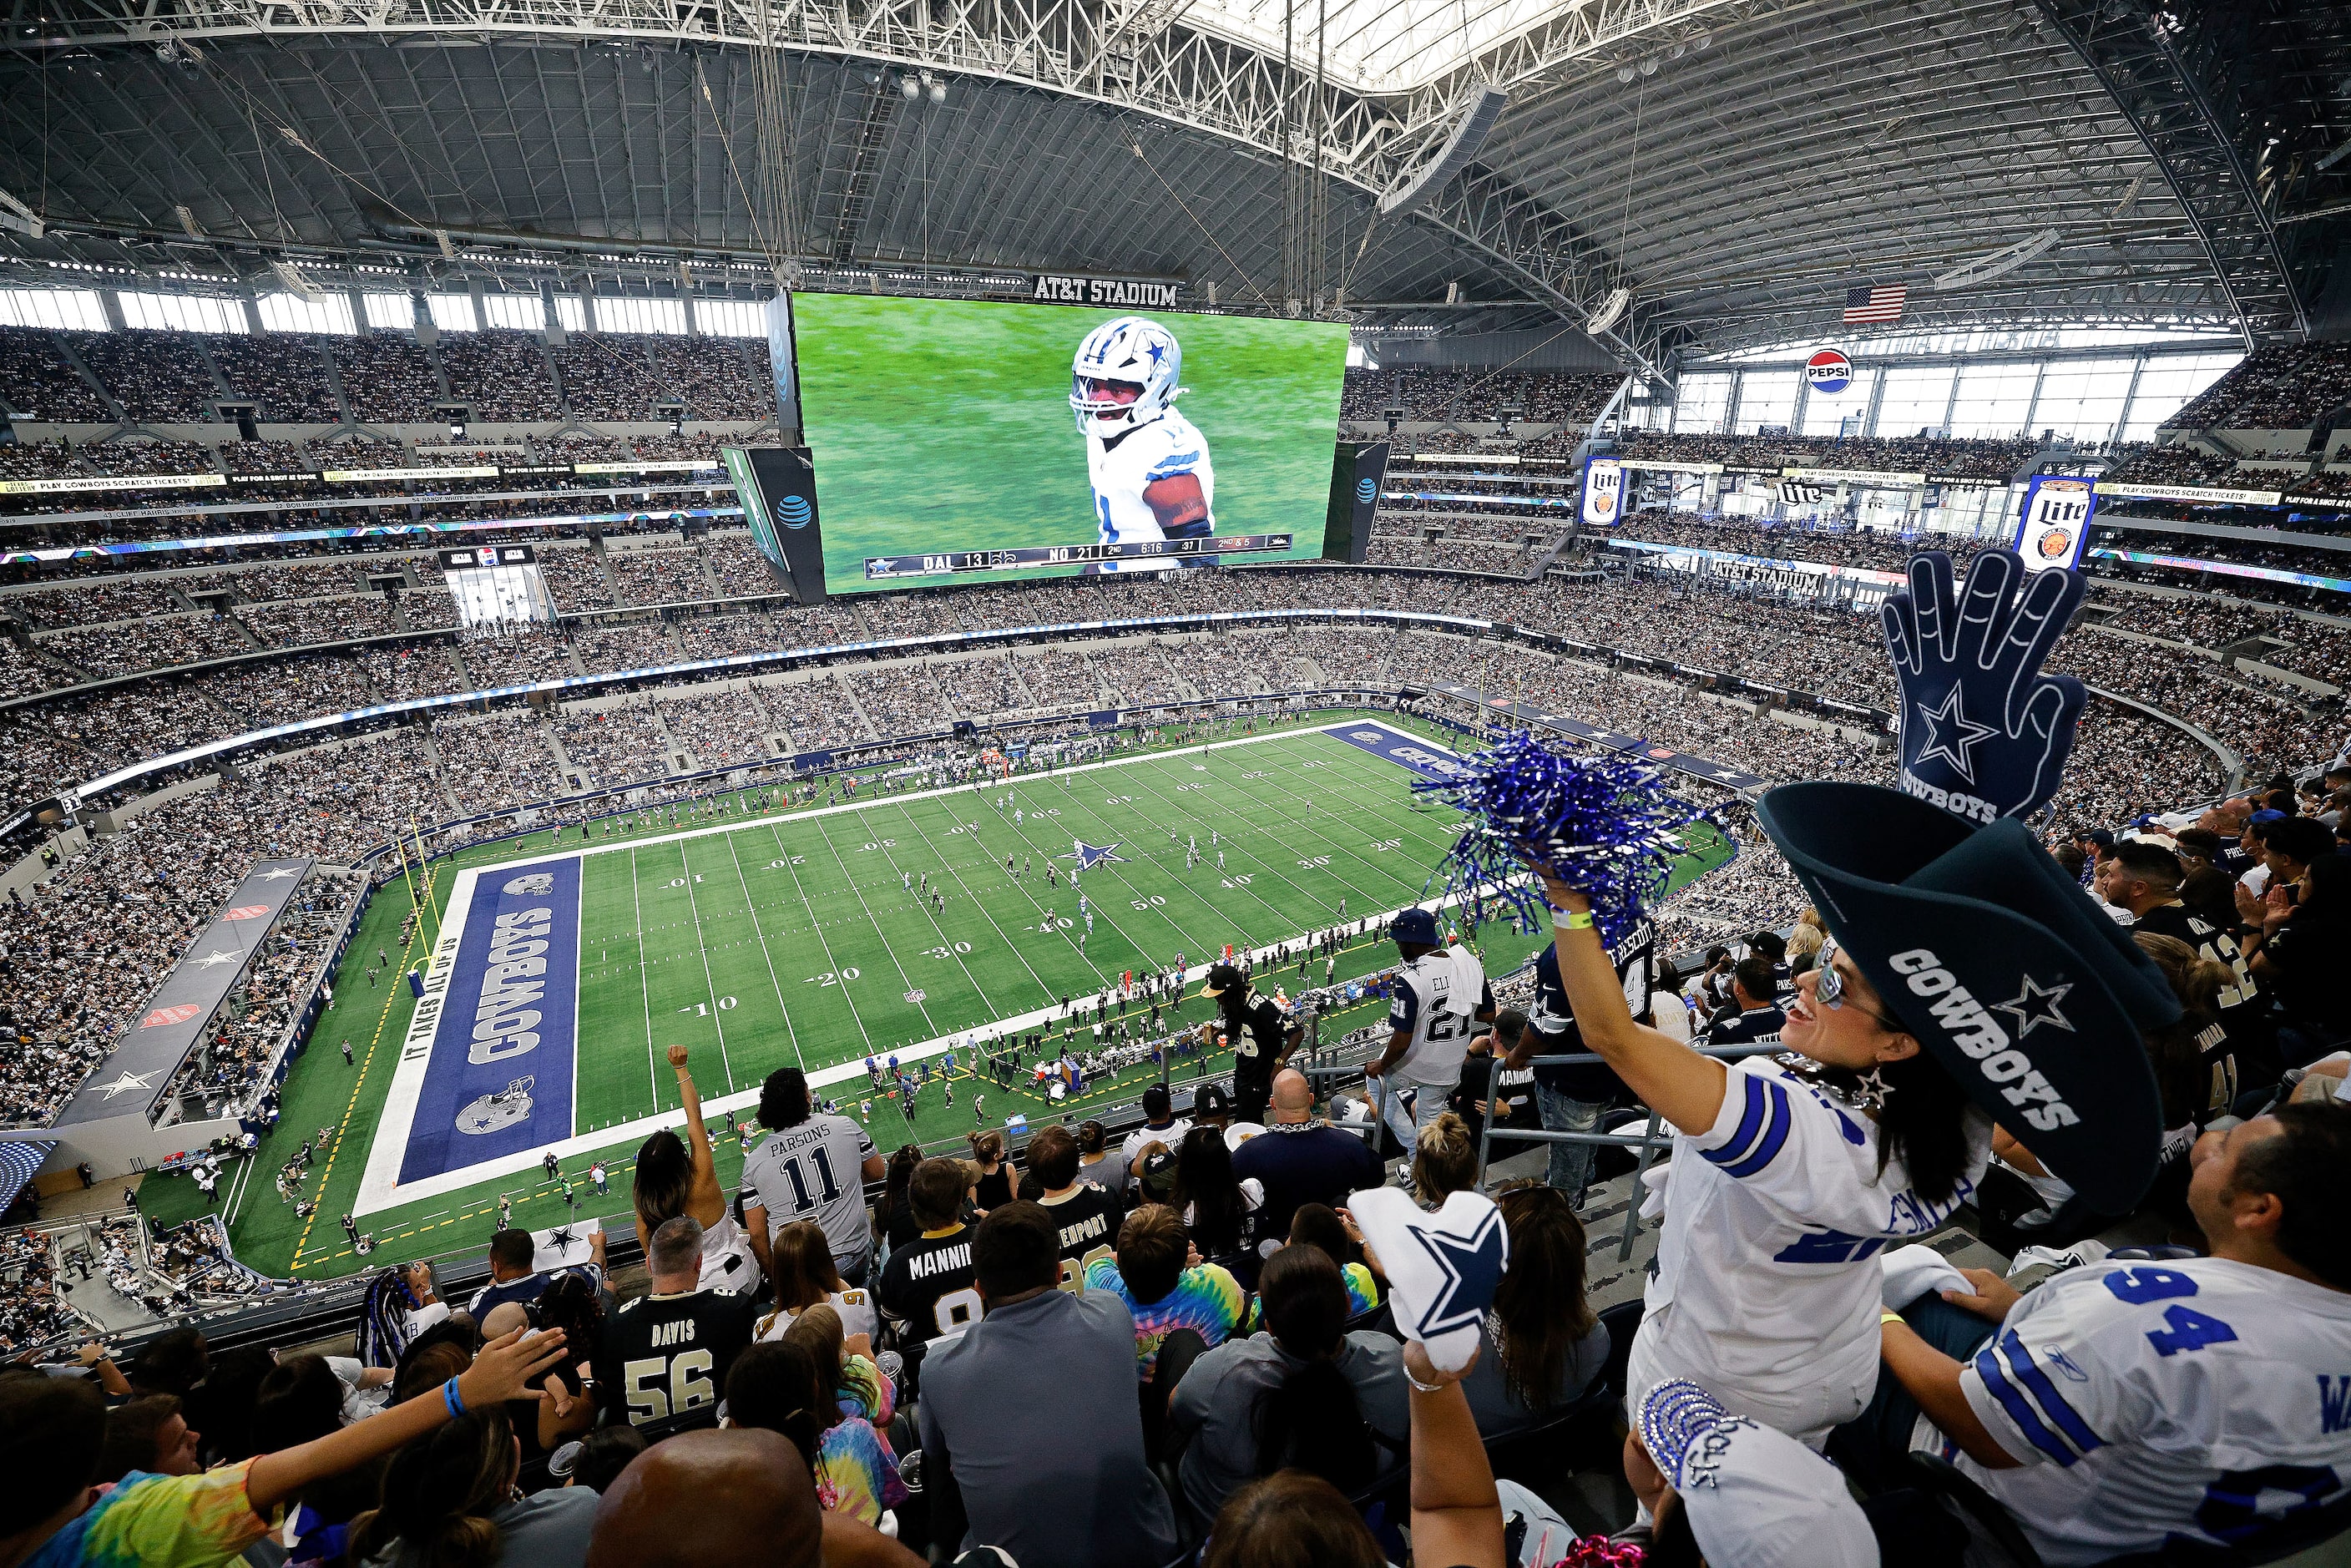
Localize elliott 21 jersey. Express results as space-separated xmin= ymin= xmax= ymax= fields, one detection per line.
xmin=1386 ymin=943 xmax=1492 ymax=1086
xmin=1086 ymin=408 xmax=1215 ymax=554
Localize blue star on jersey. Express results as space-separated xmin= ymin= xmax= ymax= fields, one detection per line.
xmin=1059 ymin=840 xmax=1127 ymax=871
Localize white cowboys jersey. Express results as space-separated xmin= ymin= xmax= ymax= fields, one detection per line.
xmin=1936 ymin=1257 xmax=2351 ymax=1565
xmin=1386 ymin=943 xmax=1492 ymax=1087
xmin=1084 ymin=408 xmax=1215 ymax=556
xmin=1637 ymin=1057 xmax=1992 ymax=1434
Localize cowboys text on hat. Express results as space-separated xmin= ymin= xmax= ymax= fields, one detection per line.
xmin=1889 ymin=948 xmax=2080 ymax=1134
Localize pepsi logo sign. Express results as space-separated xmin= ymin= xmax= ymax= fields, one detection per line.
xmin=778 ymin=494 xmax=814 ymax=530
xmin=1806 ymin=348 xmax=1853 ymax=395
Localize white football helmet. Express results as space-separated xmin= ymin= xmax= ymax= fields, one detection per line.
xmin=1070 ymin=316 xmax=1184 ymax=435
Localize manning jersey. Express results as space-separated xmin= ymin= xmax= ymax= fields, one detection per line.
xmin=1386 ymin=943 xmax=1494 ymax=1087
xmin=1643 ymin=1056 xmax=1991 ymax=1419
xmin=1085 ymin=409 xmax=1216 ymax=553
xmin=1942 ymin=1257 xmax=2351 ymax=1565
xmin=741 ymin=1113 xmax=877 ymax=1263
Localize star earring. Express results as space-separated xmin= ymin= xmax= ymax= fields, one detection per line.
xmin=1854 ymin=1064 xmax=1897 ymax=1112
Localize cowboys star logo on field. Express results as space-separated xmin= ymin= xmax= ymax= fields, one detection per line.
xmin=457 ymin=1076 xmax=536 ymax=1136
xmin=503 ymin=873 xmax=556 ymax=896
xmin=1059 ymin=840 xmax=1128 ymax=871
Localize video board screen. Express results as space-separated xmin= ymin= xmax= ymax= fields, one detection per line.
xmin=791 ymin=293 xmax=1351 ymax=589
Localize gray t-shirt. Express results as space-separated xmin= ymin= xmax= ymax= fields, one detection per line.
xmin=1459 ymin=1315 xmax=1610 ymax=1439
xmin=741 ymin=1114 xmax=877 ymax=1263
xmin=1079 ymin=1147 xmax=1131 ymax=1197
xmin=364 ymin=1485 xmax=598 ymax=1567
xmin=1168 ymin=1330 xmax=1409 ymax=1522
xmin=918 ymin=1289 xmax=1178 ymax=1568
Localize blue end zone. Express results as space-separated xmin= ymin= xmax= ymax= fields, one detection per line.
xmin=397 ymin=857 xmax=581 ymax=1184
xmin=1321 ymin=720 xmax=1469 ymax=781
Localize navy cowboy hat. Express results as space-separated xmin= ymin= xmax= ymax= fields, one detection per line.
xmin=1754 ymin=781 xmax=2177 ymax=1213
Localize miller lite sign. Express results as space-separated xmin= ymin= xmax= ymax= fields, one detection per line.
xmin=1580 ymin=456 xmax=1625 ymax=527
xmin=2013 ymin=475 xmax=2096 ymax=573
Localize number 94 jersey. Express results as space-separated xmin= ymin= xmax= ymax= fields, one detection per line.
xmin=1945 ymin=1257 xmax=2351 ymax=1565
xmin=1086 ymin=408 xmax=1215 ymax=550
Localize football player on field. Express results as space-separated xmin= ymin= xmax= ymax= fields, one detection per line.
xmin=1069 ymin=316 xmax=1215 ymax=569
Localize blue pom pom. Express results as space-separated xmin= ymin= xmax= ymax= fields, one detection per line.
xmin=1411 ymin=731 xmax=1717 ymax=948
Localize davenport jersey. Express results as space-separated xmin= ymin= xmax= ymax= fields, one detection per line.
xmin=741 ymin=1114 xmax=877 ymax=1262
xmin=1942 ymin=1257 xmax=2351 ymax=1565
xmin=599 ymin=1287 xmax=756 ymax=1428
xmin=1386 ymin=943 xmax=1494 ymax=1087
xmin=1085 ymin=408 xmax=1215 ymax=552
xmin=1041 ymin=1182 xmax=1122 ymax=1293
xmin=1641 ymin=1057 xmax=1992 ymax=1430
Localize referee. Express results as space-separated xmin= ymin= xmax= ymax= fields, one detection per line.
xmin=1197 ymin=963 xmax=1302 ymax=1126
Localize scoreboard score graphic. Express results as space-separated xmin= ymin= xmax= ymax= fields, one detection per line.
xmin=864 ymin=533 xmax=1292 ymax=579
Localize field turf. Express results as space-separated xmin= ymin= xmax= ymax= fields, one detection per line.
xmin=139 ymin=711 xmax=1729 ymax=1278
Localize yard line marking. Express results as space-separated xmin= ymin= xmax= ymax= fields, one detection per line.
xmin=887 ymin=800 xmax=1071 ymax=1004
xmin=1110 ymin=741 xmax=1345 ymax=930
xmin=723 ymin=827 xmax=806 ymax=1077
xmin=807 ymin=812 xmax=939 ymax=1040
xmin=852 ymin=804 xmax=1008 ymax=1018
xmin=761 ymin=820 xmax=880 ymax=1055
xmin=670 ymin=841 xmax=740 ymax=1094
xmin=631 ymin=847 xmax=658 ymax=1109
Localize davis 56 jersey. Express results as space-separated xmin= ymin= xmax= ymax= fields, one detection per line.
xmin=1086 ymin=407 xmax=1215 ymax=550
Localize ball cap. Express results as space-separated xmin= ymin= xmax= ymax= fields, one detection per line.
xmin=1193 ymin=1082 xmax=1231 ymax=1120
xmin=1198 ymin=963 xmax=1248 ymax=999
xmin=1754 ymin=781 xmax=2177 ymax=1212
xmin=1390 ymin=906 xmax=1441 ymax=946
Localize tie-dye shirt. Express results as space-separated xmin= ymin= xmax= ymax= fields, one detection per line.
xmin=1082 ymin=1258 xmax=1246 ymax=1380
xmin=1242 ymin=1262 xmax=1380 ymax=1329
xmin=812 ymin=1415 xmax=910 ymax=1524
xmin=25 ymin=1463 xmax=270 ymax=1568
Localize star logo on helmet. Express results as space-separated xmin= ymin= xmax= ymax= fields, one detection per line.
xmin=1145 ymin=340 xmax=1166 ymax=367
xmin=1994 ymin=974 xmax=2075 ymax=1037
xmin=1913 ymin=686 xmax=1997 ymax=784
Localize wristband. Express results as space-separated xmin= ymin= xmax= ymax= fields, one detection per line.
xmin=1404 ymin=1371 xmax=1446 ymax=1394
xmin=1552 ymin=908 xmax=1595 ymax=931
xmin=1880 ymin=1310 xmax=1904 ymax=1327
xmin=442 ymin=1376 xmax=466 ymax=1418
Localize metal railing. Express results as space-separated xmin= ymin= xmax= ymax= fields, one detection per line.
xmin=1472 ymin=1042 xmax=1787 ymax=1262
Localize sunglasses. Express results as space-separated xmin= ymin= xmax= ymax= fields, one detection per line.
xmin=1813 ymin=941 xmax=1899 ymax=1030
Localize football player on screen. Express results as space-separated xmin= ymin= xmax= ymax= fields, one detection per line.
xmin=1069 ymin=316 xmax=1216 ymax=570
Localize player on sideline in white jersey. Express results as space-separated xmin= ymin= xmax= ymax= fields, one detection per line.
xmin=1880 ymin=1102 xmax=2351 ymax=1565
xmin=1069 ymin=316 xmax=1215 ymax=569
xmin=1364 ymin=906 xmax=1495 ymax=1150
xmin=740 ymin=1066 xmax=887 ymax=1290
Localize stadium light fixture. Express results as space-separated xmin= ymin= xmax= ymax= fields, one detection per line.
xmin=1587 ymin=286 xmax=1631 ymax=336
xmin=1378 ymin=83 xmax=1508 ymax=217
xmin=900 ymin=73 xmax=919 ymax=99
xmin=1615 ymin=65 xmax=1636 ymax=82
xmin=1932 ymin=227 xmax=2060 ymax=290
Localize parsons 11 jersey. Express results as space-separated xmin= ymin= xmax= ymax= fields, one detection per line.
xmin=1085 ymin=408 xmax=1215 ymax=554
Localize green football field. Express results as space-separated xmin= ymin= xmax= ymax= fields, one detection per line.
xmin=139 ymin=711 xmax=1730 ymax=1278
xmin=792 ymin=292 xmax=1352 ymax=589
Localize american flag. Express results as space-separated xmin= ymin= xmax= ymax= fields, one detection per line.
xmin=1844 ymin=283 xmax=1907 ymax=324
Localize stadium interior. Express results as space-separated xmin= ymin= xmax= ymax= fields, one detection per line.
xmin=0 ymin=0 xmax=2349 ymax=1563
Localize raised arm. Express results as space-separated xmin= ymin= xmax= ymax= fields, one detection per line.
xmin=667 ymin=1044 xmax=722 ymax=1198
xmin=245 ymin=1328 xmax=568 ymax=1513
xmin=1532 ymin=869 xmax=1727 ymax=1134
xmin=1402 ymin=1341 xmax=1505 ymax=1568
